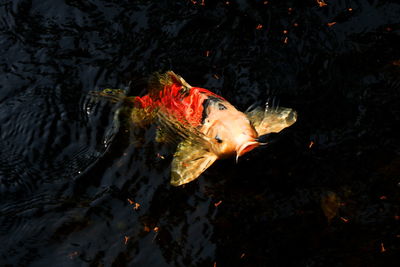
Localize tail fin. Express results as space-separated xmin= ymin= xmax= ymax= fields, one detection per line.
xmin=89 ymin=88 xmax=128 ymax=103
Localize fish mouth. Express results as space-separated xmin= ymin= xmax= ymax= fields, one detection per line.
xmin=236 ymin=141 xmax=260 ymax=163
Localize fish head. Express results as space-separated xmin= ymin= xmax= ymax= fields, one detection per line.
xmin=201 ymin=99 xmax=260 ymax=160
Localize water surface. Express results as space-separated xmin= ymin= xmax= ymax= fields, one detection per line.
xmin=1 ymin=0 xmax=400 ymax=266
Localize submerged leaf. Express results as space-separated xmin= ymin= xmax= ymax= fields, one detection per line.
xmin=321 ymin=191 xmax=340 ymax=223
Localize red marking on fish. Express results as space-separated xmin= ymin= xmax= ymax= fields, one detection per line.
xmin=133 ymin=84 xmax=225 ymax=127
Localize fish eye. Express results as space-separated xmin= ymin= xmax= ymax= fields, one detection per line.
xmin=218 ymin=103 xmax=227 ymax=110
xmin=215 ymin=135 xmax=223 ymax=143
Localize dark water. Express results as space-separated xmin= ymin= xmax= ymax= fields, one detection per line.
xmin=1 ymin=0 xmax=400 ymax=266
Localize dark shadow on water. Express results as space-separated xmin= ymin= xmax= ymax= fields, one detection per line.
xmin=1 ymin=0 xmax=400 ymax=266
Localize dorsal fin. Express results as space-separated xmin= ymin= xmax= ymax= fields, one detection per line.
xmin=148 ymin=71 xmax=192 ymax=98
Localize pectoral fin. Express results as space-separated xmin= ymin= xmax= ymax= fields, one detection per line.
xmin=246 ymin=107 xmax=297 ymax=136
xmin=170 ymin=140 xmax=218 ymax=186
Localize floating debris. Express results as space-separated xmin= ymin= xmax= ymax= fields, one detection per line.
xmin=214 ymin=200 xmax=222 ymax=207
xmin=283 ymin=37 xmax=288 ymax=44
xmin=392 ymin=60 xmax=400 ymax=66
xmin=127 ymin=198 xmax=141 ymax=210
xmin=380 ymin=242 xmax=386 ymax=253
xmin=316 ymin=0 xmax=328 ymax=7
xmin=327 ymin=22 xmax=337 ymax=27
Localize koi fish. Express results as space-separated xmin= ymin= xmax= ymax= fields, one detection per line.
xmin=92 ymin=71 xmax=297 ymax=186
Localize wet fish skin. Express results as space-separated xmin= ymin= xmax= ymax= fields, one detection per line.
xmin=90 ymin=71 xmax=297 ymax=186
